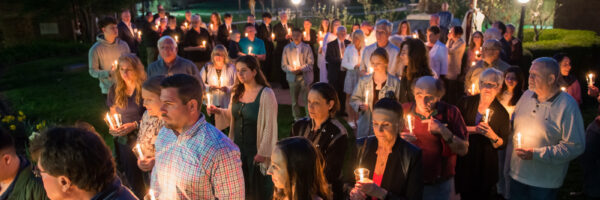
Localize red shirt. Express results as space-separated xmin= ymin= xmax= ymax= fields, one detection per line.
xmin=372 ymin=173 xmax=383 ymax=200
xmin=401 ymin=102 xmax=467 ymax=184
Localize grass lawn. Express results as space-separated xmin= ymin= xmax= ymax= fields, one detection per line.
xmin=0 ymin=55 xmax=596 ymax=199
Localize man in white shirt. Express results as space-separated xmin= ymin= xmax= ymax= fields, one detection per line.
xmin=510 ymin=57 xmax=585 ymax=200
xmin=361 ymin=19 xmax=399 ymax=74
xmin=427 ymin=26 xmax=448 ymax=79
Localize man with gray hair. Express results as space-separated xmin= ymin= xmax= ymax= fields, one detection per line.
xmin=147 ymin=36 xmax=203 ymax=85
xmin=361 ymin=19 xmax=399 ymax=74
xmin=464 ymin=39 xmax=511 ymax=94
xmin=510 ymin=57 xmax=585 ymax=200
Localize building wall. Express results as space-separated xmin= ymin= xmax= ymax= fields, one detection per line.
xmin=554 ymin=0 xmax=600 ymax=34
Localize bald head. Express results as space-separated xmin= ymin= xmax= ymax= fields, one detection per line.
xmin=532 ymin=57 xmax=560 ymax=81
xmin=529 ymin=57 xmax=560 ymax=95
xmin=413 ymin=76 xmax=445 ymax=98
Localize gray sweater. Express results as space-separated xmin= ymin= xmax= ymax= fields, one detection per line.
xmin=88 ymin=34 xmax=131 ymax=94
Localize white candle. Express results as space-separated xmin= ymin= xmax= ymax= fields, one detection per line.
xmin=319 ymin=41 xmax=323 ymax=48
xmin=105 ymin=113 xmax=115 ymax=130
xmin=113 ymin=60 xmax=118 ymax=67
xmin=245 ymin=33 xmax=248 ymax=37
xmin=185 ymin=22 xmax=189 ymax=29
xmin=368 ymin=67 xmax=374 ymax=74
xmin=475 ymin=50 xmax=480 ymax=57
xmin=287 ymin=28 xmax=291 ymax=35
xmin=587 ymin=73 xmax=595 ymax=86
xmin=364 ymin=90 xmax=369 ymax=105
xmin=407 ymin=114 xmax=413 ymax=134
xmin=149 ymin=189 xmax=156 ymax=200
xmin=359 ymin=169 xmax=365 ymax=181
xmin=412 ymin=33 xmax=418 ymax=38
xmin=319 ymin=31 xmax=323 ymax=37
xmin=174 ymin=35 xmax=179 ymax=43
xmin=136 ymin=144 xmax=144 ymax=159
xmin=484 ymin=108 xmax=490 ymax=123
xmin=471 ymin=83 xmax=476 ymax=95
xmin=271 ymin=33 xmax=275 ymax=40
xmin=113 ymin=114 xmax=122 ymax=128
xmin=210 ymin=23 xmax=213 ymax=30
xmin=516 ymin=132 xmax=522 ymax=148
xmin=561 ymin=87 xmax=566 ymax=92
xmin=202 ymin=40 xmax=206 ymax=48
xmin=137 ymin=31 xmax=142 ymax=39
xmin=471 ymin=61 xmax=476 ymax=66
xmin=229 ymin=30 xmax=232 ymax=34
xmin=219 ymin=76 xmax=224 ymax=87
xmin=248 ymin=46 xmax=252 ymax=54
xmin=303 ymin=31 xmax=306 ymax=37
xmin=207 ymin=93 xmax=212 ymax=107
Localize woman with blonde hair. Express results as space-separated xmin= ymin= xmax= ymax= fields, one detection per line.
xmin=106 ymin=53 xmax=147 ymax=198
xmin=200 ymin=44 xmax=236 ymax=130
xmin=389 ymin=20 xmax=412 ymax=47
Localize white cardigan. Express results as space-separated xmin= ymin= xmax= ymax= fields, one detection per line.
xmin=341 ymin=44 xmax=364 ymax=71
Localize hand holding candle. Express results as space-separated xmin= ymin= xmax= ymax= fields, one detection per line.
xmin=483 ymin=108 xmax=490 ymax=123
xmin=248 ymin=46 xmax=253 ymax=55
xmin=354 ymin=168 xmax=370 ymax=182
xmin=149 ymin=189 xmax=156 ymax=200
xmin=202 ymin=40 xmax=206 ymax=48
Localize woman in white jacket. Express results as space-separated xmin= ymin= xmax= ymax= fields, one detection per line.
xmin=341 ymin=30 xmax=366 ymax=127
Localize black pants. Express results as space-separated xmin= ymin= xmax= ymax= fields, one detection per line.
xmin=274 ymin=42 xmax=289 ymax=88
xmin=115 ymin=140 xmax=146 ymax=199
xmin=327 ymin=64 xmax=347 ymax=116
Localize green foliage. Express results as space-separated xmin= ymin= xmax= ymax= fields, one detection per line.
xmin=522 ymin=29 xmax=600 ymax=50
xmin=0 ymin=40 xmax=90 ymax=66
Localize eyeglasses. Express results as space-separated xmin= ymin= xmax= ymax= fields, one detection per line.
xmin=480 ymin=82 xmax=499 ymax=89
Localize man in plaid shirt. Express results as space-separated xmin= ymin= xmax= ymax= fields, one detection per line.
xmin=151 ymin=74 xmax=245 ymax=199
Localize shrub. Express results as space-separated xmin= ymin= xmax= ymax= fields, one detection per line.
xmin=522 ymin=28 xmax=600 ymax=51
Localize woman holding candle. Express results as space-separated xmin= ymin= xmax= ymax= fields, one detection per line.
xmin=208 ymin=12 xmax=222 ymax=36
xmin=200 ymin=44 xmax=236 ymax=130
xmin=342 ymin=30 xmax=366 ymax=127
xmin=207 ymin=55 xmax=277 ymax=199
xmin=267 ymin=136 xmax=332 ymax=200
xmin=396 ymin=38 xmax=434 ymax=103
xmin=135 ymin=76 xmax=165 ymax=173
xmin=350 ymin=48 xmax=401 ymax=138
xmin=455 ymin=68 xmax=510 ymax=200
xmin=553 ymin=53 xmax=582 ymax=105
xmin=349 ymin=95 xmax=423 ymax=200
xmin=466 ymin=31 xmax=484 ymax=68
xmin=106 ymin=53 xmax=147 ymax=198
xmin=318 ymin=19 xmax=339 ymax=83
xmin=291 ymin=82 xmax=352 ymax=199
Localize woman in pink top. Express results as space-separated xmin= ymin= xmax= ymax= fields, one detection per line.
xmin=554 ymin=53 xmax=582 ymax=105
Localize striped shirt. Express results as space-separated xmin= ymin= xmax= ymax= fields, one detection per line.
xmin=151 ymin=115 xmax=245 ymax=199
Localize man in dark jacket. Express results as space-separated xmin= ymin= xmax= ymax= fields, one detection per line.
xmin=257 ymin=12 xmax=275 ymax=80
xmin=117 ymin=10 xmax=139 ymax=54
xmin=326 ymin=26 xmax=351 ymax=117
xmin=30 ymin=127 xmax=138 ymax=200
xmin=273 ymin=11 xmax=293 ymax=88
xmin=0 ymin=129 xmax=48 ymax=200
xmin=216 ymin=13 xmax=237 ymax=46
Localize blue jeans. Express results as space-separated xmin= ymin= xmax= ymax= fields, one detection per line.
xmin=423 ymin=178 xmax=451 ymax=200
xmin=510 ymin=178 xmax=558 ymax=200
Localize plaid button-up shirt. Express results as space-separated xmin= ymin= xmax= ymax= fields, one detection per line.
xmin=151 ymin=115 xmax=245 ymax=199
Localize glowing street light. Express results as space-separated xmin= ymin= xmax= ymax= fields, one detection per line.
xmin=517 ymin=0 xmax=530 ymax=40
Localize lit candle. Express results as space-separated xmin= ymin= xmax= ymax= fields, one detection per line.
xmin=202 ymin=40 xmax=206 ymax=48
xmin=354 ymin=168 xmax=369 ymax=182
xmin=364 ymin=90 xmax=369 ymax=105
xmin=471 ymin=83 xmax=476 ymax=95
xmin=319 ymin=41 xmax=323 ymax=48
xmin=184 ymin=22 xmax=188 ymax=30
xmin=561 ymin=87 xmax=566 ymax=92
xmin=174 ymin=35 xmax=179 ymax=43
xmin=113 ymin=114 xmax=122 ymax=128
xmin=484 ymin=108 xmax=490 ymax=123
xmin=587 ymin=73 xmax=595 ymax=86
xmin=248 ymin=46 xmax=252 ymax=55
xmin=212 ymin=76 xmax=218 ymax=87
xmin=359 ymin=169 xmax=365 ymax=181
xmin=471 ymin=61 xmax=476 ymax=66
xmin=219 ymin=76 xmax=224 ymax=87
xmin=287 ymin=28 xmax=291 ymax=35
xmin=412 ymin=33 xmax=418 ymax=38
xmin=210 ymin=23 xmax=213 ymax=30
xmin=271 ymin=33 xmax=275 ymax=40
xmin=149 ymin=189 xmax=156 ymax=200
xmin=516 ymin=132 xmax=522 ymax=148
xmin=155 ymin=24 xmax=159 ymax=30
xmin=303 ymin=31 xmax=307 ymax=38
xmin=137 ymin=30 xmax=142 ymax=39
xmin=407 ymin=114 xmax=413 ymax=134
xmin=105 ymin=113 xmax=115 ymax=130
xmin=135 ymin=144 xmax=144 ymax=159
xmin=475 ymin=50 xmax=480 ymax=58
xmin=245 ymin=33 xmax=248 ymax=37
xmin=293 ymin=61 xmax=299 ymax=71
xmin=229 ymin=30 xmax=232 ymax=34
xmin=319 ymin=31 xmax=323 ymax=37
xmin=368 ymin=67 xmax=374 ymax=74
xmin=207 ymin=93 xmax=212 ymax=107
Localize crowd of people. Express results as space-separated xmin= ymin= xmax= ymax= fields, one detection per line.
xmin=1 ymin=2 xmax=599 ymax=200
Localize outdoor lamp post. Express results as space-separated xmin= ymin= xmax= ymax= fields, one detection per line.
xmin=292 ymin=0 xmax=301 ymax=26
xmin=517 ymin=0 xmax=529 ymax=41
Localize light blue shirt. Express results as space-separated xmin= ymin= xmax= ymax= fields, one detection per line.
xmin=238 ymin=37 xmax=266 ymax=55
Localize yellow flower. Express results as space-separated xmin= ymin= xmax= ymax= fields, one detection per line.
xmin=18 ymin=111 xmax=24 ymax=116
xmin=17 ymin=116 xmax=26 ymax=122
xmin=9 ymin=125 xmax=16 ymax=131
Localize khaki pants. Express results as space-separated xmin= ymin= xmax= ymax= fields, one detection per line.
xmin=288 ymin=79 xmax=308 ymax=120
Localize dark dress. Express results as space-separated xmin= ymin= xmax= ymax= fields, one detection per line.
xmin=349 ymin=136 xmax=424 ymax=200
xmin=231 ymin=87 xmax=273 ymax=200
xmin=455 ymin=95 xmax=510 ymax=200
xmin=106 ymin=86 xmax=146 ymax=199
xmin=291 ymin=117 xmax=351 ymax=200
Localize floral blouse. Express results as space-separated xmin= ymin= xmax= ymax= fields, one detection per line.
xmin=136 ymin=111 xmax=164 ymax=157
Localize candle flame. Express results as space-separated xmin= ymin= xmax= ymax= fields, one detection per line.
xmin=149 ymin=189 xmax=156 ymax=200
xmin=136 ymin=144 xmax=144 ymax=159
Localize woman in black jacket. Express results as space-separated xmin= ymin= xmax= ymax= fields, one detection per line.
xmin=291 ymin=82 xmax=352 ymax=200
xmin=349 ymin=94 xmax=423 ymax=200
xmin=455 ymin=68 xmax=510 ymax=200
